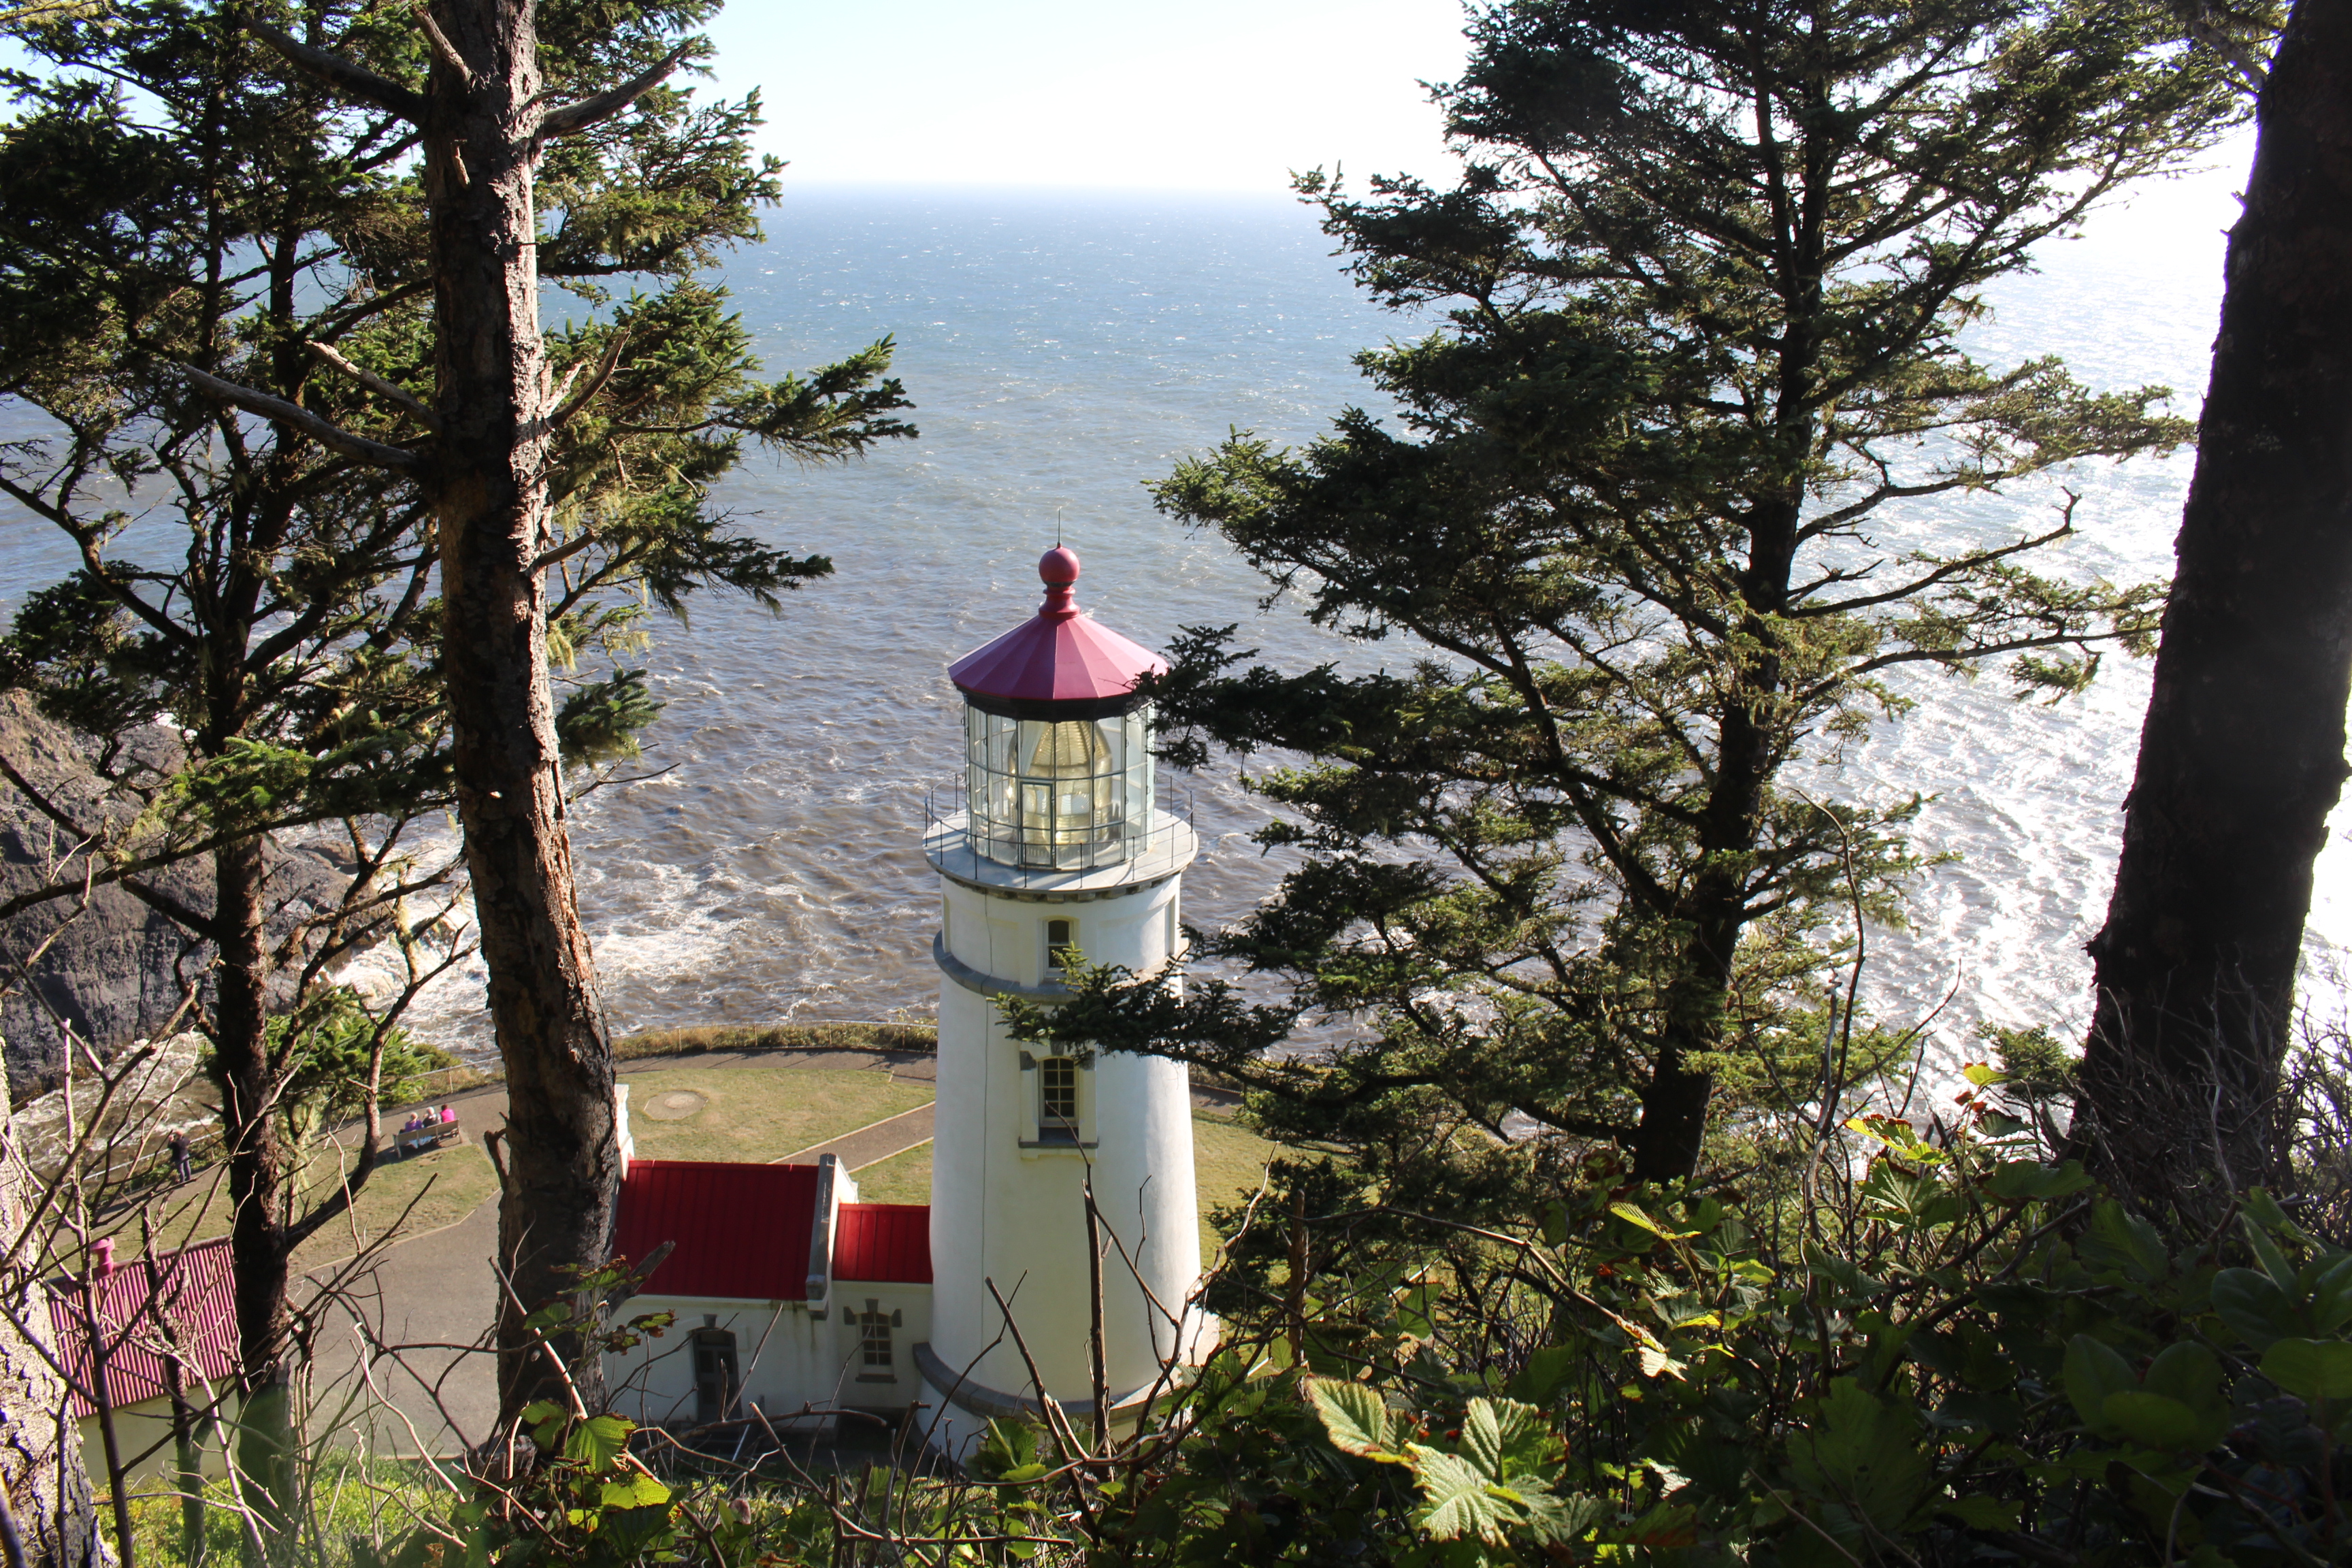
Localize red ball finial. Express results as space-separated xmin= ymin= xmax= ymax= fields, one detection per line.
xmin=1038 ymin=546 xmax=1081 ymax=619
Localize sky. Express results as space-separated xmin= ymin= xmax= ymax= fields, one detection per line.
xmin=699 ymin=0 xmax=2259 ymax=247
xmin=699 ymin=0 xmax=1477 ymax=193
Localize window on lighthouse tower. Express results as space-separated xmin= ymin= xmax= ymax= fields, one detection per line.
xmin=1046 ymin=917 xmax=1077 ymax=973
xmin=1041 ymin=1056 xmax=1079 ymax=1133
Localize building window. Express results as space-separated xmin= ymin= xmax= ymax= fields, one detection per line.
xmin=691 ymin=1328 xmax=739 ymax=1426
xmin=1041 ymin=1056 xmax=1079 ymax=1133
xmin=1046 ymin=917 xmax=1077 ymax=973
xmin=860 ymin=1301 xmax=894 ymax=1370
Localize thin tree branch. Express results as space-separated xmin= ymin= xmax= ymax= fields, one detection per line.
xmin=536 ymin=45 xmax=692 ymax=139
xmin=240 ymin=14 xmax=427 ymax=122
xmin=406 ymin=1 xmax=478 ymax=90
xmin=179 ymin=365 xmax=423 ymax=472
xmin=546 ymin=329 xmax=630 ymax=429
xmin=304 ymin=343 xmax=440 ymax=433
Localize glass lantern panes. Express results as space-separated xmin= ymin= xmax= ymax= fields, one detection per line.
xmin=966 ymin=706 xmax=1154 ymax=868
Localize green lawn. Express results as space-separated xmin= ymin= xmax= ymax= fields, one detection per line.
xmin=839 ymin=1108 xmax=1284 ymax=1261
xmin=88 ymin=1138 xmax=499 ymax=1271
xmin=621 ymin=1064 xmax=935 ymax=1164
xmin=86 ymin=1068 xmax=1281 ymax=1276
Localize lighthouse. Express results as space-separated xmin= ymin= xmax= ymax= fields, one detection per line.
xmin=915 ymin=546 xmax=1204 ymax=1453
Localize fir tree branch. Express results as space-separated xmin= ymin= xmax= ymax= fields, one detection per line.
xmin=1789 ymin=519 xmax=2076 ymax=618
xmin=536 ymin=44 xmax=693 ymax=139
xmin=546 ymin=328 xmax=630 ymax=428
xmin=240 ymin=14 xmax=427 ymax=122
xmin=179 ymin=365 xmax=425 ymax=472
xmin=305 ymin=342 xmax=440 ymax=434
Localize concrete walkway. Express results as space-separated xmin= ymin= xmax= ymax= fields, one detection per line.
xmin=779 ymin=1102 xmax=935 ymax=1171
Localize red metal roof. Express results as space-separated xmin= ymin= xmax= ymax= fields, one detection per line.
xmin=46 ymin=1237 xmax=240 ymax=1418
xmin=615 ymin=1160 xmax=821 ymax=1301
xmin=834 ymin=1203 xmax=933 ymax=1284
xmin=948 ymin=549 xmax=1168 ymax=708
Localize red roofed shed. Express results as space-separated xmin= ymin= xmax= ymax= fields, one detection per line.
xmin=47 ymin=1237 xmax=240 ymax=1418
xmin=615 ymin=1160 xmax=820 ymax=1301
xmin=834 ymin=1204 xmax=932 ymax=1284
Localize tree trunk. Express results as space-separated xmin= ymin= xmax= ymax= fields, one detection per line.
xmin=2080 ymin=0 xmax=2352 ymax=1210
xmin=1630 ymin=497 xmax=1800 ymax=1183
xmin=208 ymin=836 xmax=297 ymax=1535
xmin=0 ymin=1060 xmax=111 ymax=1568
xmin=423 ymin=0 xmax=617 ymax=1424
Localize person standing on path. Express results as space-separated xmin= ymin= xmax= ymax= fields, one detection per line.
xmin=167 ymin=1128 xmax=193 ymax=1184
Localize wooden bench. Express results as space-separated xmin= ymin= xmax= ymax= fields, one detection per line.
xmin=393 ymin=1121 xmax=462 ymax=1158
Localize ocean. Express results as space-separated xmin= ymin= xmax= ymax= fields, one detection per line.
xmin=5 ymin=181 xmax=2338 ymax=1082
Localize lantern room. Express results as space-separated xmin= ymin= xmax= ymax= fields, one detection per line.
xmin=945 ymin=548 xmax=1168 ymax=871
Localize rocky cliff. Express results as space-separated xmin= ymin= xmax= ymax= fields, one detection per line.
xmin=0 ymin=692 xmax=346 ymax=1096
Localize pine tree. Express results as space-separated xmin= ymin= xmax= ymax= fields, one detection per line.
xmin=1026 ymin=0 xmax=2244 ymax=1188
xmin=0 ymin=0 xmax=911 ymax=1469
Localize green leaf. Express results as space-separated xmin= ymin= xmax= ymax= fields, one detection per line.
xmin=598 ymin=1473 xmax=670 ymax=1509
xmin=1307 ymin=1377 xmax=1402 ymax=1460
xmin=2245 ymin=1188 xmax=2313 ymax=1248
xmin=1938 ymin=1496 xmax=2022 ymax=1530
xmin=1610 ymin=1202 xmax=1698 ymax=1241
xmin=2243 ymin=1213 xmax=2298 ymax=1290
xmin=2259 ymin=1338 xmax=2352 ymax=1401
xmin=2101 ymin=1391 xmax=2205 ymax=1452
xmin=1984 ymin=1160 xmax=2093 ymax=1205
xmin=2082 ymin=1202 xmax=2168 ymax=1282
xmin=564 ymin=1413 xmax=633 ymax=1469
xmin=2063 ymin=1335 xmax=2138 ymax=1432
xmin=2142 ymin=1342 xmax=2224 ymax=1410
xmin=2212 ymin=1268 xmax=2297 ymax=1351
xmin=1459 ymin=1398 xmax=1556 ymax=1483
xmin=1409 ymin=1448 xmax=1511 ymax=1544
xmin=1507 ymin=1345 xmax=1578 ymax=1405
xmin=1785 ymin=1379 xmax=1929 ymax=1531
xmin=1803 ymin=1241 xmax=1884 ymax=1300
xmin=2307 ymin=1255 xmax=2352 ymax=1336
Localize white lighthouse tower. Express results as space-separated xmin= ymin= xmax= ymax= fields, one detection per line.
xmin=915 ymin=546 xmax=1204 ymax=1454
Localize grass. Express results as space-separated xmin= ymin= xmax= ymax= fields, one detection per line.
xmin=622 ymin=1064 xmax=936 ymax=1164
xmin=837 ymin=1109 xmax=1286 ymax=1261
xmin=845 ymin=1141 xmax=930 ymax=1205
xmin=86 ymin=1139 xmax=500 ymax=1271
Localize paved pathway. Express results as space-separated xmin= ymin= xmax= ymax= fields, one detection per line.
xmin=778 ymin=1102 xmax=936 ymax=1170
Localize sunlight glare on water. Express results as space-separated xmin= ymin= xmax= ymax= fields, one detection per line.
xmin=7 ymin=176 xmax=2341 ymax=1084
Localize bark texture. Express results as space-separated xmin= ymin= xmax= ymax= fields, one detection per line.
xmin=423 ymin=0 xmax=618 ymax=1421
xmin=0 ymin=1067 xmax=110 ymax=1568
xmin=2081 ymin=0 xmax=2352 ymax=1208
xmin=209 ymin=834 xmax=299 ymax=1517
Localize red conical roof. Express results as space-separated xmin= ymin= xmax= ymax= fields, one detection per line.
xmin=949 ymin=549 xmax=1166 ymax=708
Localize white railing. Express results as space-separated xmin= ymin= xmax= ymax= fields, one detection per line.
xmin=921 ymin=788 xmax=1196 ymax=887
